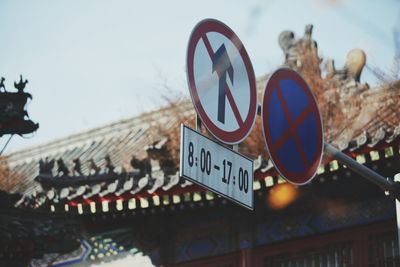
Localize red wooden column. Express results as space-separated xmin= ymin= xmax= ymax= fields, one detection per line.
xmin=240 ymin=248 xmax=252 ymax=267
xmin=351 ymin=226 xmax=370 ymax=267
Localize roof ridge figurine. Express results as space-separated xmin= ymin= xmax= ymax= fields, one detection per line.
xmin=0 ymin=75 xmax=38 ymax=136
xmin=0 ymin=77 xmax=6 ymax=93
xmin=14 ymin=74 xmax=28 ymax=93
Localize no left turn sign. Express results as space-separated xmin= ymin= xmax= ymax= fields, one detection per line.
xmin=186 ymin=19 xmax=257 ymax=145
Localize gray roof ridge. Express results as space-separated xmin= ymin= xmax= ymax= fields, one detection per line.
xmin=6 ymin=100 xmax=192 ymax=162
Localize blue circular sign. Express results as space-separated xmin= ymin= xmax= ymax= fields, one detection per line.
xmin=261 ymin=68 xmax=323 ymax=185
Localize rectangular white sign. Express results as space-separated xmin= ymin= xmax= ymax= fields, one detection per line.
xmin=180 ymin=124 xmax=253 ymax=209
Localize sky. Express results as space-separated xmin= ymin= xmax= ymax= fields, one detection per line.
xmin=0 ymin=0 xmax=399 ymax=155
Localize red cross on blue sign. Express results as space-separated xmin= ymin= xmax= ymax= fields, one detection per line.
xmin=261 ymin=68 xmax=324 ymax=185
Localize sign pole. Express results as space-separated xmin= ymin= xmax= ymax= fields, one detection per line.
xmin=324 ymin=143 xmax=399 ymax=198
xmin=395 ymin=174 xmax=400 ymax=255
xmin=326 ymin=144 xmax=400 ymax=253
xmin=196 ymin=113 xmax=202 ymax=132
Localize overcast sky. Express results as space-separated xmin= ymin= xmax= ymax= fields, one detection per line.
xmin=0 ymin=0 xmax=399 ymax=155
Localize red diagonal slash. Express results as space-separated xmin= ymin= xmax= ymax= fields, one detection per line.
xmin=273 ymin=87 xmax=310 ymax=168
xmin=272 ymin=104 xmax=314 ymax=150
xmin=202 ymin=34 xmax=244 ymax=127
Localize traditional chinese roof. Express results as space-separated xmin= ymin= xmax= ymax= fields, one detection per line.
xmin=0 ymin=190 xmax=81 ymax=266
xmin=3 ymin=24 xmax=400 ymax=215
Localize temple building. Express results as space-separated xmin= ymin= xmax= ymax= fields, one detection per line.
xmin=1 ymin=25 xmax=399 ymax=267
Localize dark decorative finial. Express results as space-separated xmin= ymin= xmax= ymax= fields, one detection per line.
xmin=0 ymin=77 xmax=6 ymax=92
xmin=130 ymin=156 xmax=151 ymax=177
xmin=39 ymin=157 xmax=55 ymax=175
xmin=72 ymin=158 xmax=83 ymax=176
xmin=14 ymin=75 xmax=28 ymax=93
xmin=105 ymin=155 xmax=115 ymax=174
xmin=88 ymin=159 xmax=100 ymax=175
xmin=39 ymin=159 xmax=44 ymax=173
xmin=57 ymin=158 xmax=69 ymax=176
xmin=0 ymin=75 xmax=37 ymax=136
xmin=303 ymin=24 xmax=316 ymax=48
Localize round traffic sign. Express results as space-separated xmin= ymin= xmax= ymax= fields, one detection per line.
xmin=186 ymin=19 xmax=257 ymax=145
xmin=261 ymin=68 xmax=323 ymax=185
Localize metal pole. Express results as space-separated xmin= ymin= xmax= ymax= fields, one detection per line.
xmin=324 ymin=143 xmax=398 ymax=197
xmin=196 ymin=113 xmax=202 ymax=132
xmin=395 ymin=174 xmax=400 ymax=256
xmin=0 ymin=134 xmax=13 ymax=156
xmin=326 ymin=144 xmax=400 ymax=254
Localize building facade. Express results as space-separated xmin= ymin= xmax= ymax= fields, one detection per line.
xmin=1 ymin=25 xmax=400 ymax=267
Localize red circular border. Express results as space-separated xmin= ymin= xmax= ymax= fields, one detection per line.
xmin=261 ymin=68 xmax=324 ymax=185
xmin=186 ymin=19 xmax=257 ymax=145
